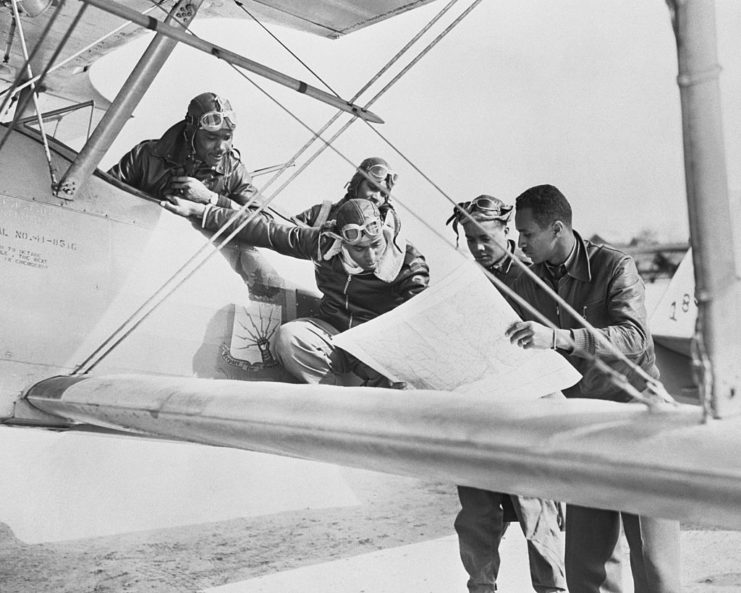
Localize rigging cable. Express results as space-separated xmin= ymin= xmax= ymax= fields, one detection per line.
xmin=1 ymin=9 xmax=16 ymax=69
xmin=3 ymin=0 xmax=68 ymax=184
xmin=240 ymin=0 xmax=467 ymax=219
xmin=0 ymin=0 xmax=66 ymax=147
xmin=1 ymin=4 xmax=161 ymax=99
xmin=4 ymin=0 xmax=88 ymax=187
xmin=232 ymin=0 xmax=342 ymax=100
xmin=231 ymin=0 xmax=463 ymax=201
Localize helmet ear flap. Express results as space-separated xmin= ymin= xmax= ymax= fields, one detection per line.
xmin=385 ymin=173 xmax=397 ymax=193
xmin=347 ymin=173 xmax=363 ymax=198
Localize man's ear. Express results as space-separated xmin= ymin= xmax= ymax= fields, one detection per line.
xmin=504 ymin=225 xmax=510 ymax=235
xmin=552 ymin=220 xmax=564 ymax=238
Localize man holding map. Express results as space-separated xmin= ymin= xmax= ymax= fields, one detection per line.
xmin=506 ymin=184 xmax=680 ymax=593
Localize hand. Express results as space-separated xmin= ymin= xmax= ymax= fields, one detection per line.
xmin=505 ymin=320 xmax=553 ymax=350
xmin=160 ymin=195 xmax=206 ymax=218
xmin=168 ymin=176 xmax=215 ymax=204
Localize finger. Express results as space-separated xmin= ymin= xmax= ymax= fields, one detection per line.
xmin=507 ymin=327 xmax=529 ymax=342
xmin=509 ymin=334 xmax=528 ymax=346
xmin=505 ymin=321 xmax=525 ymax=337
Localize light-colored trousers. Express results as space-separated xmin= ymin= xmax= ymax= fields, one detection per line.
xmin=274 ymin=317 xmax=390 ymax=386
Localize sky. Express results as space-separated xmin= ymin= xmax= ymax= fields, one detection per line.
xmin=86 ymin=0 xmax=741 ymax=279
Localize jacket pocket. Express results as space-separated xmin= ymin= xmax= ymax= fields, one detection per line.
xmin=581 ymin=299 xmax=608 ymax=327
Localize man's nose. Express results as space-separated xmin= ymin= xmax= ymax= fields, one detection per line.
xmin=365 ymin=249 xmax=378 ymax=265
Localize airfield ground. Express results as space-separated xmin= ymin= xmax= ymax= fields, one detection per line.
xmin=2 ymin=465 xmax=741 ymax=593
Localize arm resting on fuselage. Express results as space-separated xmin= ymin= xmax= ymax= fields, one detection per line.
xmin=202 ymin=204 xmax=320 ymax=261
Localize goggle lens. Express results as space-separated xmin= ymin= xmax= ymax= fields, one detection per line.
xmin=364 ymin=164 xmax=398 ymax=187
xmin=340 ymin=218 xmax=383 ymax=243
xmin=471 ymin=196 xmax=503 ymax=213
xmin=366 ymin=164 xmax=389 ymax=180
xmin=456 ymin=197 xmax=512 ymax=217
xmin=199 ymin=110 xmax=237 ymax=131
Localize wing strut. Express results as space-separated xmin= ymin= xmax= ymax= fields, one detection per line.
xmin=669 ymin=0 xmax=740 ymax=418
xmin=55 ymin=0 xmax=206 ymax=199
xmin=80 ymin=0 xmax=384 ymax=126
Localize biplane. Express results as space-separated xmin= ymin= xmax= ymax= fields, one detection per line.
xmin=1 ymin=0 xmax=741 ymax=589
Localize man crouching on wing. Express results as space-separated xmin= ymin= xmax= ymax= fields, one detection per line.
xmin=162 ymin=195 xmax=429 ymax=387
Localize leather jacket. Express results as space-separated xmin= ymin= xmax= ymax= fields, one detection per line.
xmin=201 ymin=206 xmax=429 ymax=331
xmin=107 ymin=121 xmax=257 ymax=207
xmin=511 ymin=231 xmax=658 ymax=401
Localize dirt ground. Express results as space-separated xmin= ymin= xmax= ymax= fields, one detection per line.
xmin=3 ymin=467 xmax=741 ymax=593
xmin=0 ymin=470 xmax=460 ymax=593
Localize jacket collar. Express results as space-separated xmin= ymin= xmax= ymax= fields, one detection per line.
xmin=484 ymin=239 xmax=521 ymax=275
xmin=536 ymin=230 xmax=592 ymax=283
xmin=568 ymin=230 xmax=592 ymax=282
xmin=150 ymin=121 xmax=228 ymax=176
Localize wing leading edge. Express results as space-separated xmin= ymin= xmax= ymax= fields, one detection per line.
xmin=23 ymin=373 xmax=741 ymax=530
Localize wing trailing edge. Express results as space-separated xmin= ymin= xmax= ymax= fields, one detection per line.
xmin=23 ymin=373 xmax=741 ymax=529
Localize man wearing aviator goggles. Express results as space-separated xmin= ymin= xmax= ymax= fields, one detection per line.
xmin=196 ymin=108 xmax=238 ymax=133
xmin=334 ymin=217 xmax=383 ymax=244
xmin=293 ymin=157 xmax=399 ymax=231
xmin=108 ymin=92 xmax=257 ymax=210
xmin=445 ymin=195 xmax=566 ymax=593
xmin=163 ymin=195 xmax=429 ymax=388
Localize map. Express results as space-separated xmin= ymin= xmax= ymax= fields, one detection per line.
xmin=332 ymin=258 xmax=581 ymax=400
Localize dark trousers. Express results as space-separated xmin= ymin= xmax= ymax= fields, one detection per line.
xmin=565 ymin=504 xmax=681 ymax=593
xmin=455 ymin=485 xmax=567 ymax=593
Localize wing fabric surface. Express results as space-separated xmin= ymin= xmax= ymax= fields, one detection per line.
xmin=25 ymin=374 xmax=741 ymax=530
xmin=0 ymin=0 xmax=438 ymax=106
xmin=244 ymin=0 xmax=440 ymax=38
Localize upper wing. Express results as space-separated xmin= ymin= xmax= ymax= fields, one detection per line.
xmin=244 ymin=0 xmax=440 ymax=38
xmin=0 ymin=0 xmax=438 ymax=107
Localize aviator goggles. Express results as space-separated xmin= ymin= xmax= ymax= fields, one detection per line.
xmin=197 ymin=109 xmax=237 ymax=132
xmin=457 ymin=195 xmax=513 ymax=218
xmin=445 ymin=196 xmax=513 ymax=241
xmin=363 ymin=164 xmax=398 ymax=185
xmin=339 ymin=217 xmax=384 ymax=244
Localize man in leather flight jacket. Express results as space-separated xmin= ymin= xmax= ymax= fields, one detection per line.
xmin=162 ymin=195 xmax=429 ymax=387
xmin=505 ymin=184 xmax=680 ymax=593
xmin=107 ymin=92 xmax=257 ymax=209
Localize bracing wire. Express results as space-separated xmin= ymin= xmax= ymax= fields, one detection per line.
xmin=232 ymin=0 xmax=343 ymax=100
xmin=1 ymin=4 xmax=161 ymax=99
xmin=0 ymin=0 xmax=67 ymax=149
xmin=2 ymin=0 xmax=87 ymax=186
xmin=232 ymin=0 xmax=463 ymax=199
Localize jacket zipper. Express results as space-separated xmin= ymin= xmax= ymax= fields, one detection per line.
xmin=344 ymin=275 xmax=353 ymax=328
